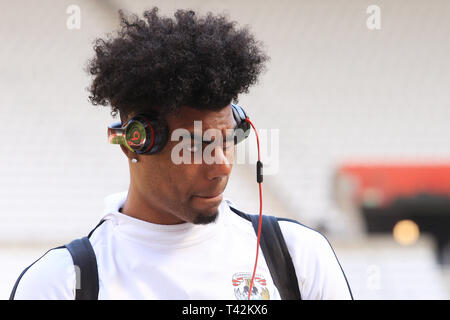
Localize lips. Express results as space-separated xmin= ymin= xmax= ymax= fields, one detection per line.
xmin=195 ymin=192 xmax=223 ymax=199
xmin=191 ymin=191 xmax=224 ymax=209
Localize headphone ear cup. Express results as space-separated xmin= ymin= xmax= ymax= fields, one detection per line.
xmin=231 ymin=104 xmax=251 ymax=145
xmin=124 ymin=115 xmax=169 ymax=155
xmin=144 ymin=116 xmax=169 ymax=155
xmin=108 ymin=122 xmax=127 ymax=146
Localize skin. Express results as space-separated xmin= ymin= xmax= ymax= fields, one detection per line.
xmin=119 ymin=104 xmax=237 ymax=225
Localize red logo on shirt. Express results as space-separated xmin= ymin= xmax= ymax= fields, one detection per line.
xmin=232 ymin=272 xmax=270 ymax=300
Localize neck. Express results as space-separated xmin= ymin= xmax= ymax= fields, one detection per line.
xmin=120 ymin=184 xmax=185 ymax=225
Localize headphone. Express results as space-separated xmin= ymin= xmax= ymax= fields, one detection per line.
xmin=107 ymin=104 xmax=251 ymax=154
xmin=107 ymin=103 xmax=263 ymax=300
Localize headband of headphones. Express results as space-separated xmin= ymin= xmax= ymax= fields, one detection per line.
xmin=107 ymin=104 xmax=251 ymax=155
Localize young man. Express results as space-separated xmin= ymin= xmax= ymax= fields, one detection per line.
xmin=11 ymin=7 xmax=352 ymax=300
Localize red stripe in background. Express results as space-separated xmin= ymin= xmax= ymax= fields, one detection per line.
xmin=339 ymin=163 xmax=450 ymax=207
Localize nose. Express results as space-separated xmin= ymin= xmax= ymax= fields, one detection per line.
xmin=205 ymin=145 xmax=233 ymax=180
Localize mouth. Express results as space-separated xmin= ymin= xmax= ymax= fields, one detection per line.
xmin=192 ymin=192 xmax=224 ymax=204
xmin=196 ymin=192 xmax=222 ymax=198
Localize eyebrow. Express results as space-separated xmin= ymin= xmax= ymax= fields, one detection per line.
xmin=189 ymin=126 xmax=237 ymax=144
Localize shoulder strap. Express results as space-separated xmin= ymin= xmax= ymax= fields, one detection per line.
xmin=65 ymin=237 xmax=99 ymax=300
xmin=64 ymin=219 xmax=105 ymax=300
xmin=229 ymin=206 xmax=302 ymax=300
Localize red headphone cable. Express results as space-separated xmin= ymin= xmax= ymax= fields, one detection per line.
xmin=244 ymin=117 xmax=263 ymax=300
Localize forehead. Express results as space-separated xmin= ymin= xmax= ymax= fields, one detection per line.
xmin=167 ymin=105 xmax=236 ymax=131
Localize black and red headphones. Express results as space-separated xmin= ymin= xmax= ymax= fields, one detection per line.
xmin=107 ymin=104 xmax=251 ymax=154
xmin=107 ymin=103 xmax=263 ymax=300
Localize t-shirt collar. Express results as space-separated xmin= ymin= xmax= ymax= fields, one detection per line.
xmin=100 ymin=191 xmax=229 ymax=247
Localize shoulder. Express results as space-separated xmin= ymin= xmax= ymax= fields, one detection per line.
xmin=277 ymin=218 xmax=332 ymax=256
xmin=11 ymin=246 xmax=76 ymax=300
xmin=277 ymin=218 xmax=353 ymax=300
xmin=228 ymin=203 xmax=330 ymax=252
xmin=228 ymin=204 xmax=340 ymax=270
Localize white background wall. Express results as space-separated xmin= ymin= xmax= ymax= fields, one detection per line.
xmin=0 ymin=0 xmax=449 ymax=299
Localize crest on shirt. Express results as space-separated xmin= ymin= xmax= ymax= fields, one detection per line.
xmin=232 ymin=272 xmax=270 ymax=300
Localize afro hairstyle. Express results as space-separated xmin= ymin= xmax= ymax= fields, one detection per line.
xmin=86 ymin=6 xmax=270 ymax=123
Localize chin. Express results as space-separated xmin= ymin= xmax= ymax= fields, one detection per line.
xmin=188 ymin=194 xmax=223 ymax=224
xmin=192 ymin=209 xmax=219 ymax=225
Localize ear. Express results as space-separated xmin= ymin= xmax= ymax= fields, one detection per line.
xmin=120 ymin=144 xmax=138 ymax=161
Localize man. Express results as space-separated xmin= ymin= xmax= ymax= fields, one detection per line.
xmin=11 ymin=7 xmax=352 ymax=300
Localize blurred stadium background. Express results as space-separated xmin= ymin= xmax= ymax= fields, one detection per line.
xmin=1 ymin=0 xmax=449 ymax=299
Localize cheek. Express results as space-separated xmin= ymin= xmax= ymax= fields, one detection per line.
xmin=169 ymin=163 xmax=202 ymax=193
xmin=218 ymin=144 xmax=236 ymax=166
xmin=159 ymin=148 xmax=201 ymax=196
xmin=133 ymin=159 xmax=162 ymax=193
xmin=226 ymin=145 xmax=236 ymax=162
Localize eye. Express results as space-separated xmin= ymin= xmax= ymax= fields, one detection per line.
xmin=185 ymin=142 xmax=202 ymax=153
xmin=223 ymin=139 xmax=234 ymax=150
xmin=186 ymin=145 xmax=198 ymax=153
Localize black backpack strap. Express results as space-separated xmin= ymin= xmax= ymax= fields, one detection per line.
xmin=65 ymin=237 xmax=99 ymax=300
xmin=64 ymin=219 xmax=105 ymax=300
xmin=229 ymin=206 xmax=302 ymax=300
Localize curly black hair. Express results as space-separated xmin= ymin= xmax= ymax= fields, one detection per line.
xmin=86 ymin=7 xmax=269 ymax=122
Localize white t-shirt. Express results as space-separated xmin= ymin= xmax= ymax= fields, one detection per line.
xmin=12 ymin=191 xmax=352 ymax=300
